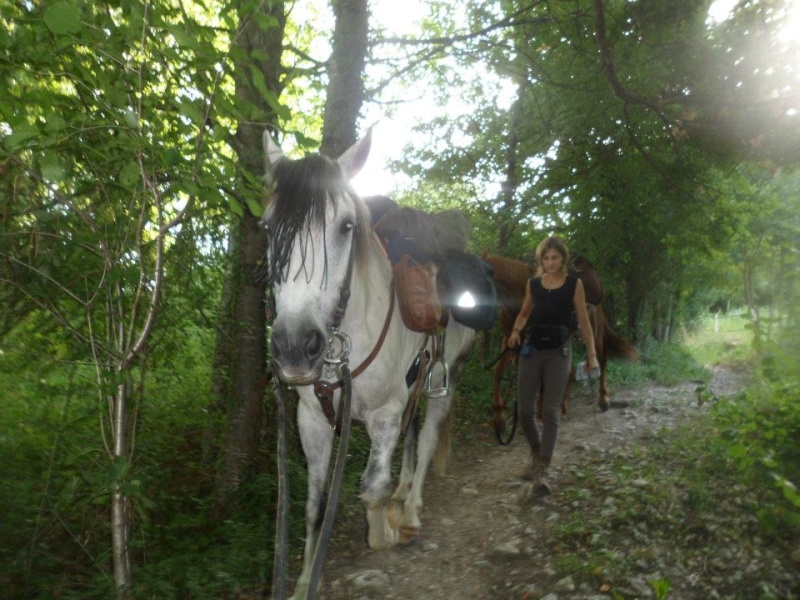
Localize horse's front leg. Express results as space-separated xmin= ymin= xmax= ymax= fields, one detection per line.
xmin=361 ymin=401 xmax=404 ymax=551
xmin=491 ymin=349 xmax=511 ymax=430
xmin=598 ymin=349 xmax=610 ymax=411
xmin=400 ymin=390 xmax=453 ymax=545
xmin=391 ymin=412 xmax=417 ymax=505
xmin=290 ymin=399 xmax=335 ymax=600
xmin=562 ymin=363 xmax=575 ymax=415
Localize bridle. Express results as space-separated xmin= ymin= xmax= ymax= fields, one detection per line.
xmin=308 ymin=225 xmax=395 ymax=430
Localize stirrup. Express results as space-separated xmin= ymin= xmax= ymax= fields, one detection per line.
xmin=426 ymin=359 xmax=450 ymax=397
xmin=425 ymin=332 xmax=450 ymax=398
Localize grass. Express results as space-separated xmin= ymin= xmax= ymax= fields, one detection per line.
xmin=683 ymin=310 xmax=756 ymax=369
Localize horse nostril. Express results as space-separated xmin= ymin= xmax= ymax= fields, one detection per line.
xmin=306 ymin=330 xmax=325 ymax=358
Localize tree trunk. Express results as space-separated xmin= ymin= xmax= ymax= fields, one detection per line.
xmin=215 ymin=0 xmax=286 ymax=496
xmin=321 ymin=0 xmax=368 ymax=157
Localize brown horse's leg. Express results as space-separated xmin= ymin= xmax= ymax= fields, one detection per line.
xmin=598 ymin=352 xmax=610 ymax=411
xmin=596 ymin=310 xmax=610 ymax=412
xmin=562 ymin=363 xmax=575 ymax=415
xmin=492 ymin=349 xmax=512 ymax=431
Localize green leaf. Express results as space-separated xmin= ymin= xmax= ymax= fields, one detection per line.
xmin=40 ymin=151 xmax=65 ymax=182
xmin=166 ymin=25 xmax=198 ymax=50
xmin=727 ymin=444 xmax=748 ymax=458
xmin=123 ymin=109 xmax=139 ymax=129
xmin=249 ymin=65 xmax=270 ymax=100
xmin=44 ymin=114 xmax=67 ymax=133
xmin=119 ymin=161 xmax=140 ymax=187
xmin=246 ymin=197 xmax=264 ymax=218
xmin=43 ymin=3 xmax=82 ymax=35
xmin=6 ymin=123 xmax=39 ymax=149
xmin=229 ymin=197 xmax=245 ymax=217
xmin=164 ymin=149 xmax=182 ymax=167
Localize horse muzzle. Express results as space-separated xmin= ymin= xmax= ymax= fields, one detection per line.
xmin=269 ymin=321 xmax=327 ymax=385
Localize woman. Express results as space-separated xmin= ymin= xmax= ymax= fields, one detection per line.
xmin=507 ymin=236 xmax=599 ymax=495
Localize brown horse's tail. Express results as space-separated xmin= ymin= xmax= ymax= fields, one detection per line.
xmin=604 ymin=321 xmax=639 ymax=361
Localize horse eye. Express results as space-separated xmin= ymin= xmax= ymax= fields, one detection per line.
xmin=339 ymin=220 xmax=354 ymax=235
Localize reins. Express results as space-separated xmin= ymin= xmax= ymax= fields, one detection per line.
xmin=270 ymin=357 xmax=354 ymax=600
xmin=484 ymin=345 xmax=512 ymax=371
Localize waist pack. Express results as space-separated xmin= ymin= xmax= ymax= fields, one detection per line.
xmin=393 ymin=254 xmax=442 ymax=333
xmin=530 ymin=325 xmax=569 ymax=350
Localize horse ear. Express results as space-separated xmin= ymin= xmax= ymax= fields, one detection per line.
xmin=263 ymin=130 xmax=285 ymax=175
xmin=338 ymin=127 xmax=372 ymax=180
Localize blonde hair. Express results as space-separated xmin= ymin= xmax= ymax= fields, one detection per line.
xmin=534 ymin=236 xmax=570 ymax=277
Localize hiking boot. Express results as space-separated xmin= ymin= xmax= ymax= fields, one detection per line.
xmin=532 ymin=467 xmax=552 ymax=495
xmin=519 ymin=451 xmax=540 ymax=480
xmin=519 ymin=462 xmax=535 ymax=481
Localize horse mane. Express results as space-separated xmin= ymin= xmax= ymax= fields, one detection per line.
xmin=260 ymin=153 xmax=371 ymax=287
xmin=482 ymin=255 xmax=534 ymax=295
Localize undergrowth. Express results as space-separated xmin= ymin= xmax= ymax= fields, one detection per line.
xmin=3 ymin=309 xmax=796 ymax=599
xmin=549 ymin=312 xmax=800 ymax=599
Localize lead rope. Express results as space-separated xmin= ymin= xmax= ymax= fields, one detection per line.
xmin=269 ymin=353 xmax=355 ymax=600
xmin=304 ymin=363 xmax=352 ymax=600
xmin=271 ymin=372 xmax=289 ymax=600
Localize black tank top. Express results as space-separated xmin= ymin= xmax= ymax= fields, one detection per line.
xmin=529 ymin=274 xmax=577 ymax=330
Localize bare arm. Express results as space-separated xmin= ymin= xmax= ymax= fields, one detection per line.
xmin=574 ymin=279 xmax=599 ymax=369
xmin=507 ymin=279 xmax=534 ymax=348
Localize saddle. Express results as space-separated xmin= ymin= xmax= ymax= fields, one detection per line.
xmin=367 ymin=199 xmax=496 ymax=334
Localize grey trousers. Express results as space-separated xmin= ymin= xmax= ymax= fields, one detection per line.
xmin=517 ymin=341 xmax=572 ymax=458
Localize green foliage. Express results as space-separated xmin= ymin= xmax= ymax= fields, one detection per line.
xmin=379 ymin=0 xmax=800 ymax=350
xmin=3 ymin=0 xmax=800 ymax=597
xmin=551 ymin=313 xmax=798 ymax=598
xmin=554 ymin=385 xmax=798 ymax=599
xmin=715 ymin=386 xmax=800 ymax=531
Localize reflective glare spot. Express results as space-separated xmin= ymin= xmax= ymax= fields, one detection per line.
xmin=457 ymin=291 xmax=476 ymax=308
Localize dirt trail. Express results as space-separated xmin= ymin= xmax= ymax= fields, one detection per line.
xmin=311 ymin=367 xmax=747 ymax=600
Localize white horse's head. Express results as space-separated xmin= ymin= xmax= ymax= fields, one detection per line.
xmin=262 ymin=131 xmax=373 ymax=385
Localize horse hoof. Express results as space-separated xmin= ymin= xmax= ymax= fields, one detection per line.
xmin=492 ymin=412 xmax=508 ymax=431
xmin=599 ymin=400 xmax=610 ymax=412
xmin=399 ymin=526 xmax=420 ymax=546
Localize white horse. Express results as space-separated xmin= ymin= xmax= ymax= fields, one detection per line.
xmin=262 ymin=130 xmax=475 ymax=599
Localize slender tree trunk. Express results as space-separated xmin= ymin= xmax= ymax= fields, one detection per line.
xmin=496 ymin=80 xmax=525 ymax=254
xmin=111 ymin=380 xmax=131 ymax=598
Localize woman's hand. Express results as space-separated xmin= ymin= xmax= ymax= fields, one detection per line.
xmin=508 ymin=329 xmax=521 ymax=348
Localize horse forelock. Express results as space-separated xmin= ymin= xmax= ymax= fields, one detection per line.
xmin=261 ymin=153 xmax=371 ymax=288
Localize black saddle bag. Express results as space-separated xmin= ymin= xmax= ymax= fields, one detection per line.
xmin=530 ymin=325 xmax=569 ymax=350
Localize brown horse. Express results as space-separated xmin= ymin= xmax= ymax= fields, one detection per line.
xmin=483 ymin=254 xmax=638 ymax=434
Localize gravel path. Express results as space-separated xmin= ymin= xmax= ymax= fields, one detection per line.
xmin=307 ymin=366 xmax=799 ymax=599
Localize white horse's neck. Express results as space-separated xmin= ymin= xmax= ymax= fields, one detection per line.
xmin=338 ymin=235 xmax=396 ymax=364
